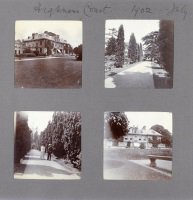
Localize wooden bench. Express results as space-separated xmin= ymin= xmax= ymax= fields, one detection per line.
xmin=148 ymin=155 xmax=172 ymax=168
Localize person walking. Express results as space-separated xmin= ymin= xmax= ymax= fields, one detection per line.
xmin=47 ymin=144 xmax=52 ymax=161
xmin=40 ymin=144 xmax=45 ymax=159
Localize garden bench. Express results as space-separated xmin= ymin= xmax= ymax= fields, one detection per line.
xmin=148 ymin=155 xmax=172 ymax=168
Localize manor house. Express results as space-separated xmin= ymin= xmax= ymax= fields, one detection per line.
xmin=15 ymin=31 xmax=70 ymax=56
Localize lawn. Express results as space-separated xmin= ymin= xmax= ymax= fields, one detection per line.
xmin=15 ymin=56 xmax=82 ymax=88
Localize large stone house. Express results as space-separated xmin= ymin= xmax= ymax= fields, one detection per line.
xmin=123 ymin=126 xmax=162 ymax=149
xmin=104 ymin=126 xmax=164 ymax=149
xmin=15 ymin=31 xmax=71 ymax=56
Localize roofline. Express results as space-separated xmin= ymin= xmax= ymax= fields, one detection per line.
xmin=125 ymin=133 xmax=162 ymax=137
xmin=23 ymin=38 xmax=67 ymax=44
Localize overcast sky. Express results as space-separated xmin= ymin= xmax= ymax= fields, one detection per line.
xmin=22 ymin=111 xmax=54 ymax=134
xmin=125 ymin=112 xmax=172 ymax=133
xmin=106 ymin=20 xmax=159 ymax=44
xmin=15 ymin=21 xmax=82 ymax=48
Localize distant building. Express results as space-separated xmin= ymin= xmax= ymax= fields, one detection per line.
xmin=15 ymin=31 xmax=71 ymax=56
xmin=123 ymin=126 xmax=163 ymax=149
xmin=104 ymin=126 xmax=165 ymax=149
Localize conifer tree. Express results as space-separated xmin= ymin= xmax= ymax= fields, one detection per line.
xmin=142 ymin=31 xmax=159 ymax=62
xmin=14 ymin=112 xmax=32 ymax=163
xmin=139 ymin=43 xmax=143 ymax=61
xmin=158 ymin=20 xmax=174 ymax=77
xmin=128 ymin=33 xmax=137 ymax=63
xmin=40 ymin=112 xmax=81 ymax=170
xmin=105 ymin=36 xmax=116 ymax=56
xmin=115 ymin=25 xmax=125 ymax=68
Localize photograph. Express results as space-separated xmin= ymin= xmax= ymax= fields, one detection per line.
xmin=104 ymin=112 xmax=173 ymax=180
xmin=14 ymin=111 xmax=81 ymax=180
xmin=15 ymin=21 xmax=82 ymax=88
xmin=105 ymin=20 xmax=174 ymax=88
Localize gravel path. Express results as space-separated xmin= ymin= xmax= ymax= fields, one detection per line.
xmin=14 ymin=149 xmax=80 ymax=180
xmin=105 ymin=61 xmax=155 ymax=88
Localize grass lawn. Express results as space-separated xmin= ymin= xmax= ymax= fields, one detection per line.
xmin=15 ymin=56 xmax=82 ymax=88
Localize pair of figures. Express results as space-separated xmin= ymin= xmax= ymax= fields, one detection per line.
xmin=40 ymin=144 xmax=52 ymax=160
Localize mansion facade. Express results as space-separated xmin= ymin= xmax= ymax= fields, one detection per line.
xmin=15 ymin=31 xmax=71 ymax=56
xmin=104 ymin=126 xmax=165 ymax=149
xmin=123 ymin=126 xmax=162 ymax=149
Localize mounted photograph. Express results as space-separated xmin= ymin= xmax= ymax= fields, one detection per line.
xmin=105 ymin=20 xmax=174 ymax=88
xmin=14 ymin=111 xmax=81 ymax=180
xmin=15 ymin=21 xmax=82 ymax=88
xmin=104 ymin=112 xmax=173 ymax=180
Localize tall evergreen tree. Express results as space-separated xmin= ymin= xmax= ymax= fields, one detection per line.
xmin=137 ymin=43 xmax=140 ymax=61
xmin=105 ymin=36 xmax=117 ymax=56
xmin=40 ymin=112 xmax=81 ymax=170
xmin=115 ymin=25 xmax=125 ymax=68
xmin=158 ymin=20 xmax=174 ymax=77
xmin=128 ymin=33 xmax=137 ymax=63
xmin=139 ymin=43 xmax=143 ymax=61
xmin=14 ymin=112 xmax=32 ymax=163
xmin=142 ymin=31 xmax=159 ymax=62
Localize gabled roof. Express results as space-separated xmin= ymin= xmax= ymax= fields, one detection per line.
xmin=127 ymin=128 xmax=162 ymax=137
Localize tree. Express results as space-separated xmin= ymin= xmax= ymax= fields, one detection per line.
xmin=105 ymin=112 xmax=129 ymax=141
xmin=142 ymin=31 xmax=159 ymax=62
xmin=158 ymin=20 xmax=174 ymax=77
xmin=33 ymin=130 xmax=40 ymax=150
xmin=68 ymin=44 xmax=73 ymax=55
xmin=74 ymin=44 xmax=82 ymax=61
xmin=73 ymin=47 xmax=78 ymax=55
xmin=115 ymin=25 xmax=125 ymax=68
xmin=14 ymin=112 xmax=32 ymax=163
xmin=105 ymin=36 xmax=117 ymax=56
xmin=40 ymin=112 xmax=81 ymax=170
xmin=128 ymin=33 xmax=137 ymax=63
xmin=148 ymin=135 xmax=160 ymax=148
xmin=77 ymin=44 xmax=82 ymax=61
xmin=137 ymin=43 xmax=140 ymax=61
xmin=151 ymin=124 xmax=172 ymax=147
xmin=139 ymin=43 xmax=143 ymax=61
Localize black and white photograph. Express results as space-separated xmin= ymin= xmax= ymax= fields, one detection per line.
xmin=15 ymin=21 xmax=82 ymax=88
xmin=104 ymin=112 xmax=173 ymax=180
xmin=14 ymin=111 xmax=81 ymax=180
xmin=105 ymin=20 xmax=174 ymax=88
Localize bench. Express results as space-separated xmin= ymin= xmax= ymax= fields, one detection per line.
xmin=148 ymin=155 xmax=172 ymax=168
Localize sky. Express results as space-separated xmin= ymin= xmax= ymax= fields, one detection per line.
xmin=22 ymin=111 xmax=54 ymax=134
xmin=105 ymin=20 xmax=159 ymax=44
xmin=125 ymin=112 xmax=172 ymax=133
xmin=15 ymin=21 xmax=82 ymax=48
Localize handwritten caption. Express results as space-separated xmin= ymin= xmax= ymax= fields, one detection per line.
xmin=34 ymin=2 xmax=112 ymax=17
xmin=33 ymin=2 xmax=190 ymax=20
xmin=130 ymin=3 xmax=188 ymax=20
